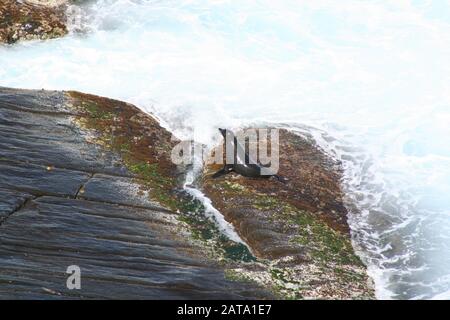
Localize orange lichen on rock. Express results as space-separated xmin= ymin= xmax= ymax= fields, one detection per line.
xmin=0 ymin=0 xmax=68 ymax=44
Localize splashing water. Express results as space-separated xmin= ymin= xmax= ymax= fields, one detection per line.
xmin=1 ymin=0 xmax=450 ymax=299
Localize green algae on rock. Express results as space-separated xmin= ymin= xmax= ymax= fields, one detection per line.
xmin=202 ymin=129 xmax=375 ymax=299
xmin=65 ymin=91 xmax=256 ymax=265
xmin=66 ymin=91 xmax=179 ymax=205
xmin=0 ymin=0 xmax=68 ymax=44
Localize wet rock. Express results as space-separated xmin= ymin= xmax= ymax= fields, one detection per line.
xmin=0 ymin=0 xmax=69 ymax=44
xmin=79 ymin=174 xmax=167 ymax=211
xmin=0 ymin=89 xmax=128 ymax=175
xmin=0 ymin=188 xmax=32 ymax=220
xmin=0 ymin=196 xmax=267 ymax=299
xmin=0 ymin=160 xmax=90 ymax=197
xmin=0 ymin=87 xmax=271 ymax=299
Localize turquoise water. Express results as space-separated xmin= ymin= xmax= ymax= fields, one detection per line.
xmin=1 ymin=0 xmax=450 ymax=299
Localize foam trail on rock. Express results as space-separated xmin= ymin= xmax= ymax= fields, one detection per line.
xmin=184 ymin=186 xmax=248 ymax=247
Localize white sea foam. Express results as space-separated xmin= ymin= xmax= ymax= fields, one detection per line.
xmin=184 ymin=186 xmax=248 ymax=247
xmin=1 ymin=0 xmax=450 ymax=299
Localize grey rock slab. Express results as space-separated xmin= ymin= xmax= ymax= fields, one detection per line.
xmin=0 ymin=91 xmax=128 ymax=176
xmin=0 ymin=161 xmax=90 ymax=197
xmin=0 ymin=196 xmax=269 ymax=299
xmin=0 ymin=188 xmax=33 ymax=220
xmin=79 ymin=174 xmax=166 ymax=210
xmin=0 ymin=87 xmax=72 ymax=114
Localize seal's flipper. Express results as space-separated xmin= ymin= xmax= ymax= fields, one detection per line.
xmin=212 ymin=167 xmax=230 ymax=178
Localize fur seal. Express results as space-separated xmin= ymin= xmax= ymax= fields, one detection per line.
xmin=212 ymin=128 xmax=286 ymax=182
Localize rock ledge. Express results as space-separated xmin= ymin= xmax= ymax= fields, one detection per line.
xmin=0 ymin=0 xmax=69 ymax=44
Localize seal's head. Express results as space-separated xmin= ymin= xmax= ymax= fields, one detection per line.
xmin=218 ymin=128 xmax=227 ymax=138
xmin=219 ymin=128 xmax=236 ymax=140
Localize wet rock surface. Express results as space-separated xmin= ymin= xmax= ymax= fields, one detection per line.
xmin=0 ymin=87 xmax=271 ymax=299
xmin=202 ymin=129 xmax=375 ymax=299
xmin=0 ymin=197 xmax=264 ymax=299
xmin=79 ymin=174 xmax=167 ymax=211
xmin=0 ymin=86 xmax=374 ymax=299
xmin=0 ymin=188 xmax=32 ymax=221
xmin=0 ymin=0 xmax=68 ymax=44
xmin=0 ymin=160 xmax=91 ymax=197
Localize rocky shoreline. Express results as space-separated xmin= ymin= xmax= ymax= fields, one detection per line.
xmin=0 ymin=0 xmax=70 ymax=44
xmin=0 ymin=87 xmax=271 ymax=299
xmin=0 ymin=87 xmax=374 ymax=299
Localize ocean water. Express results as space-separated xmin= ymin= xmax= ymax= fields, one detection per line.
xmin=1 ymin=0 xmax=450 ymax=299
